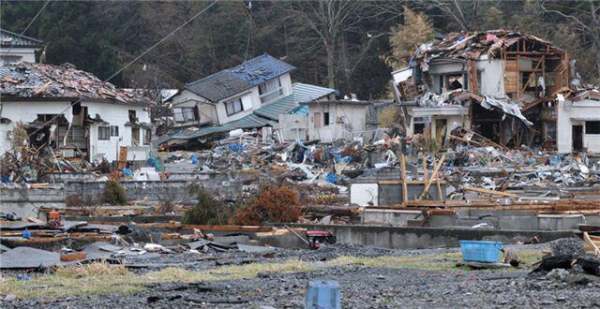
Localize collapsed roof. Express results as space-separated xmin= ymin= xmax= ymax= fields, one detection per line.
xmin=185 ymin=53 xmax=296 ymax=102
xmin=0 ymin=62 xmax=153 ymax=105
xmin=412 ymin=29 xmax=564 ymax=66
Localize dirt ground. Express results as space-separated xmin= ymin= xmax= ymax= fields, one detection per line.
xmin=1 ymin=244 xmax=600 ymax=308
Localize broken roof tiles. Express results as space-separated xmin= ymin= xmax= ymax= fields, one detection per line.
xmin=0 ymin=62 xmax=153 ymax=105
xmin=185 ymin=53 xmax=296 ymax=102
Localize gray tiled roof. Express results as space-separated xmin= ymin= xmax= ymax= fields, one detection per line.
xmin=0 ymin=28 xmax=43 ymax=48
xmin=184 ymin=53 xmax=296 ymax=102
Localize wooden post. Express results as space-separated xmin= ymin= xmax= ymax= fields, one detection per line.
xmin=400 ymin=153 xmax=408 ymax=206
xmin=419 ymin=154 xmax=446 ymax=200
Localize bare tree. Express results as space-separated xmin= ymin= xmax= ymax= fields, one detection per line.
xmin=539 ymin=0 xmax=600 ymax=82
xmin=287 ymin=1 xmax=366 ymax=89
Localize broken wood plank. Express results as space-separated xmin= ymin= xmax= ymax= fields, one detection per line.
xmin=418 ymin=154 xmax=445 ymax=200
xmin=463 ymin=186 xmax=518 ymax=198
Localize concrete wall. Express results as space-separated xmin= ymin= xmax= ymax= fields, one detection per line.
xmin=557 ymin=99 xmax=600 ymax=153
xmin=307 ymin=103 xmax=369 ymax=143
xmin=360 ymin=207 xmax=593 ymax=232
xmin=287 ymin=223 xmax=574 ymax=249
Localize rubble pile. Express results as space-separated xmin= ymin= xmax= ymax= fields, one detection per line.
xmin=0 ymin=62 xmax=152 ymax=104
xmin=446 ymin=145 xmax=600 ymax=191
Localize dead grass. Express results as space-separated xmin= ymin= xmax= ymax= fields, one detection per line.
xmin=0 ymin=249 xmax=544 ymax=300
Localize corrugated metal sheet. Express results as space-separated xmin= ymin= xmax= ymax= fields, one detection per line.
xmin=254 ymin=83 xmax=335 ymax=120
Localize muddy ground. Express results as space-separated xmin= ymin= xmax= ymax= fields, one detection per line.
xmin=2 ymin=244 xmax=600 ymax=308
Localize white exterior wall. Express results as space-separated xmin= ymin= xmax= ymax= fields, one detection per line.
xmin=557 ymin=99 xmax=600 ymax=153
xmin=277 ymin=114 xmax=308 ymax=141
xmin=0 ymin=100 xmax=72 ymax=154
xmin=85 ymin=101 xmax=150 ymax=162
xmin=279 ymin=73 xmax=293 ymax=96
xmin=406 ymin=107 xmax=467 ymax=139
xmin=0 ymin=47 xmax=37 ymax=64
xmin=169 ymin=90 xmax=218 ymax=125
xmin=307 ymin=103 xmax=369 ymax=143
xmin=476 ymin=58 xmax=505 ymax=97
xmin=215 ymin=89 xmax=259 ymax=124
xmin=0 ymin=100 xmax=150 ymax=162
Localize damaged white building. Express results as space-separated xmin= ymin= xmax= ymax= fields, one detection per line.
xmin=0 ymin=62 xmax=153 ymax=162
xmin=392 ymin=29 xmax=593 ymax=151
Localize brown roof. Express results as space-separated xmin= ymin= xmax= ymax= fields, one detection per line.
xmin=0 ymin=62 xmax=153 ymax=105
xmin=414 ymin=29 xmax=564 ymax=61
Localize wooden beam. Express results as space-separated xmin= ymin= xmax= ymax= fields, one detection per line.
xmin=418 ymin=154 xmax=446 ymax=200
xmin=463 ymin=186 xmax=518 ymax=198
xmin=400 ymin=153 xmax=408 ymax=206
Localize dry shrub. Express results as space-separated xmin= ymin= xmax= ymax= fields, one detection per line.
xmin=182 ymin=185 xmax=230 ymax=225
xmin=65 ymin=195 xmax=83 ymax=207
xmin=103 ymin=180 xmax=127 ymax=205
xmin=231 ymin=185 xmax=301 ymax=225
xmin=55 ymin=262 xmax=128 ymax=278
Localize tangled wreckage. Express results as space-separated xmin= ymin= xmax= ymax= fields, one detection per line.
xmin=392 ymin=29 xmax=600 ymax=153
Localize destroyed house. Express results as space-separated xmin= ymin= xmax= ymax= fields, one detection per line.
xmin=395 ymin=30 xmax=571 ymax=149
xmin=0 ymin=28 xmax=43 ymax=65
xmin=289 ymin=99 xmax=392 ymax=143
xmin=0 ymin=62 xmax=153 ymax=162
xmin=161 ymin=53 xmax=335 ymax=147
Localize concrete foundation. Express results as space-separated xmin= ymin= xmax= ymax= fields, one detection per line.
xmin=288 ymin=223 xmax=575 ymax=249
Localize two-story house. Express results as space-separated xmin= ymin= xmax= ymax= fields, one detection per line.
xmin=0 ymin=62 xmax=153 ymax=162
xmin=0 ymin=28 xmax=43 ymax=65
xmin=161 ymin=54 xmax=335 ymax=147
xmin=394 ymin=30 xmax=571 ymax=149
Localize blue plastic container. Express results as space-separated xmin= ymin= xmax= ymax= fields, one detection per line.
xmin=460 ymin=240 xmax=503 ymax=263
xmin=305 ymin=280 xmax=341 ymax=309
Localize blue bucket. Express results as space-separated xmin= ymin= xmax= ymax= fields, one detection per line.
xmin=459 ymin=240 xmax=503 ymax=263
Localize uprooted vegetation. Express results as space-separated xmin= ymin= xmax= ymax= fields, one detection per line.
xmin=231 ymin=185 xmax=302 ymax=225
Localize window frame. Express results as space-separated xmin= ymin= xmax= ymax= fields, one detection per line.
xmin=225 ymin=98 xmax=244 ymax=116
xmin=323 ymin=112 xmax=330 ymax=126
xmin=110 ymin=125 xmax=119 ymax=137
xmin=98 ymin=126 xmax=110 ymax=140
xmin=259 ymin=77 xmax=284 ymax=104
xmin=586 ymin=121 xmax=600 ymax=134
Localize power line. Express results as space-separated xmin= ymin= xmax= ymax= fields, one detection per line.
xmin=20 ymin=0 xmax=51 ymax=36
xmin=104 ymin=0 xmax=218 ymax=83
xmin=26 ymin=0 xmax=219 ymax=138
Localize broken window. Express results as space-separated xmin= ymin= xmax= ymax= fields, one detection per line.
xmin=132 ymin=127 xmax=140 ymax=145
xmin=128 ymin=110 xmax=137 ymax=123
xmin=324 ymin=112 xmax=330 ymax=126
xmin=144 ymin=128 xmax=151 ymax=145
xmin=414 ymin=123 xmax=425 ymax=134
xmin=225 ymin=98 xmax=244 ymax=116
xmin=259 ymin=77 xmax=283 ymax=104
xmin=173 ymin=107 xmax=196 ymax=122
xmin=98 ymin=126 xmax=110 ymax=140
xmin=413 ymin=117 xmax=430 ymax=134
xmin=586 ymin=121 xmax=600 ymax=134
